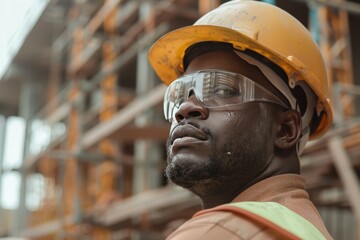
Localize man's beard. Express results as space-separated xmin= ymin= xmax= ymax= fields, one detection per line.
xmin=165 ymin=119 xmax=273 ymax=193
xmin=165 ymin=135 xmax=221 ymax=189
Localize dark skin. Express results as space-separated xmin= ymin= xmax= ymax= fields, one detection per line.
xmin=165 ymin=50 xmax=302 ymax=209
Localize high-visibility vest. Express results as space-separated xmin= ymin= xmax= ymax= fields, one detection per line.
xmin=194 ymin=201 xmax=326 ymax=240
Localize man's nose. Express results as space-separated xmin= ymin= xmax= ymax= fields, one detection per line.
xmin=174 ymin=93 xmax=209 ymax=123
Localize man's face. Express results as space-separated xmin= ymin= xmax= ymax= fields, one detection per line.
xmin=165 ymin=50 xmax=280 ymax=194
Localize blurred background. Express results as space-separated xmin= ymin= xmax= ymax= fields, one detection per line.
xmin=0 ymin=0 xmax=359 ymax=239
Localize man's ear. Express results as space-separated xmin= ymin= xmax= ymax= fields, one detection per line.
xmin=275 ymin=110 xmax=302 ymax=149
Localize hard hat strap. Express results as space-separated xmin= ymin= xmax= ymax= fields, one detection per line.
xmin=234 ymin=51 xmax=297 ymax=111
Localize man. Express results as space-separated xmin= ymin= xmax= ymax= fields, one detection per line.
xmin=148 ymin=0 xmax=333 ymax=239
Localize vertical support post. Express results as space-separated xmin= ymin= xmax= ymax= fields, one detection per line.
xmin=309 ymin=2 xmax=320 ymax=44
xmin=0 ymin=116 xmax=6 ymax=233
xmin=65 ymin=86 xmax=80 ymax=215
xmin=317 ymin=5 xmax=333 ymax=90
xmin=262 ymin=0 xmax=276 ymax=5
xmin=59 ymin=25 xmax=85 ymax=239
xmin=337 ymin=5 xmax=354 ymax=119
xmin=328 ymin=137 xmax=360 ymax=237
xmin=133 ymin=2 xmax=163 ymax=233
xmin=48 ymin=50 xmax=62 ymax=113
xmin=134 ymin=1 xmax=153 ymax=196
xmin=133 ymin=1 xmax=163 ymax=194
xmin=13 ymin=77 xmax=42 ymax=235
xmin=93 ymin=42 xmax=119 ymax=240
xmin=92 ymin=1 xmax=120 ymax=239
xmin=317 ymin=1 xmax=354 ymax=122
xmin=199 ymin=0 xmax=220 ymax=15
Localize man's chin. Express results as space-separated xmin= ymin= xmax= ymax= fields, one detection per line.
xmin=165 ymin=154 xmax=221 ymax=191
xmin=168 ymin=175 xmax=229 ymax=199
xmin=165 ymin=167 xmax=197 ymax=188
xmin=168 ymin=179 xmax=195 ymax=189
xmin=166 ymin=168 xmax=216 ymax=190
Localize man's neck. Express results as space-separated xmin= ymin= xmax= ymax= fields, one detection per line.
xmin=188 ymin=174 xmax=269 ymax=209
xmin=192 ymin=154 xmax=300 ymax=209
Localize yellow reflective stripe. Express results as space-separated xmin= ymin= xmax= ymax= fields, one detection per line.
xmin=228 ymin=202 xmax=326 ymax=240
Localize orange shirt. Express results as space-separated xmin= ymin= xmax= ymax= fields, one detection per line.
xmin=166 ymin=174 xmax=333 ymax=240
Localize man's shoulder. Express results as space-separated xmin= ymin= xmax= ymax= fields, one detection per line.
xmin=166 ymin=208 xmax=283 ymax=240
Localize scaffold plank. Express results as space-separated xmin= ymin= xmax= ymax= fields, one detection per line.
xmin=81 ymin=84 xmax=166 ymax=149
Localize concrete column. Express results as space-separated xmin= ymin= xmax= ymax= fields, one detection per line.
xmin=0 ymin=116 xmax=6 ymax=233
xmin=12 ymin=76 xmax=43 ymax=235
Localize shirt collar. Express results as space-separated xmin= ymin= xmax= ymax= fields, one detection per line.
xmin=232 ymin=174 xmax=306 ymax=202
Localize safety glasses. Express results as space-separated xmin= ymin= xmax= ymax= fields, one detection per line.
xmin=163 ymin=69 xmax=290 ymax=122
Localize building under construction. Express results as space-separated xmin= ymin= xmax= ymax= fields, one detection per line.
xmin=0 ymin=0 xmax=359 ymax=239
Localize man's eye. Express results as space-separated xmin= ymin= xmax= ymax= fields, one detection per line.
xmin=213 ymin=87 xmax=239 ymax=97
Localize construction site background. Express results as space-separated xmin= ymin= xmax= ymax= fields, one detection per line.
xmin=0 ymin=0 xmax=359 ymax=239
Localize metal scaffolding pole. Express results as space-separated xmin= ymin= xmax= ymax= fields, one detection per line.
xmin=14 ymin=77 xmax=43 ymax=235
xmin=0 ymin=116 xmax=6 ymax=234
xmin=328 ymin=137 xmax=360 ymax=237
xmin=91 ymin=1 xmax=120 ymax=237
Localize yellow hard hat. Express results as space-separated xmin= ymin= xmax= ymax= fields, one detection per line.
xmin=148 ymin=0 xmax=333 ymax=140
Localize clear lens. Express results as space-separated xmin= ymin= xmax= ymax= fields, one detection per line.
xmin=164 ymin=70 xmax=289 ymax=122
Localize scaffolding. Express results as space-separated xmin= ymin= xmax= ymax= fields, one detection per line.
xmin=0 ymin=0 xmax=358 ymax=239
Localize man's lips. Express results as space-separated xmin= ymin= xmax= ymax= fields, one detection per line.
xmin=170 ymin=124 xmax=209 ymax=146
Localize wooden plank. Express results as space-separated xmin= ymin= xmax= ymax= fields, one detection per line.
xmin=24 ymin=135 xmax=66 ymax=170
xmin=68 ymin=38 xmax=101 ymax=75
xmin=108 ymin=124 xmax=170 ymax=141
xmin=46 ymin=102 xmax=71 ymax=124
xmin=303 ymin=119 xmax=360 ymax=154
xmin=87 ymin=22 xmax=169 ymax=90
xmin=85 ymin=0 xmax=124 ymax=36
xmin=81 ymin=84 xmax=167 ymax=149
xmin=19 ymin=215 xmax=74 ymax=239
xmin=90 ymin=187 xmax=197 ymax=226
xmin=18 ymin=187 xmax=197 ymax=237
xmin=116 ymin=1 xmax=139 ymax=32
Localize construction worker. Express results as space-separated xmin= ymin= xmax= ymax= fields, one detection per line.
xmin=148 ymin=0 xmax=333 ymax=239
